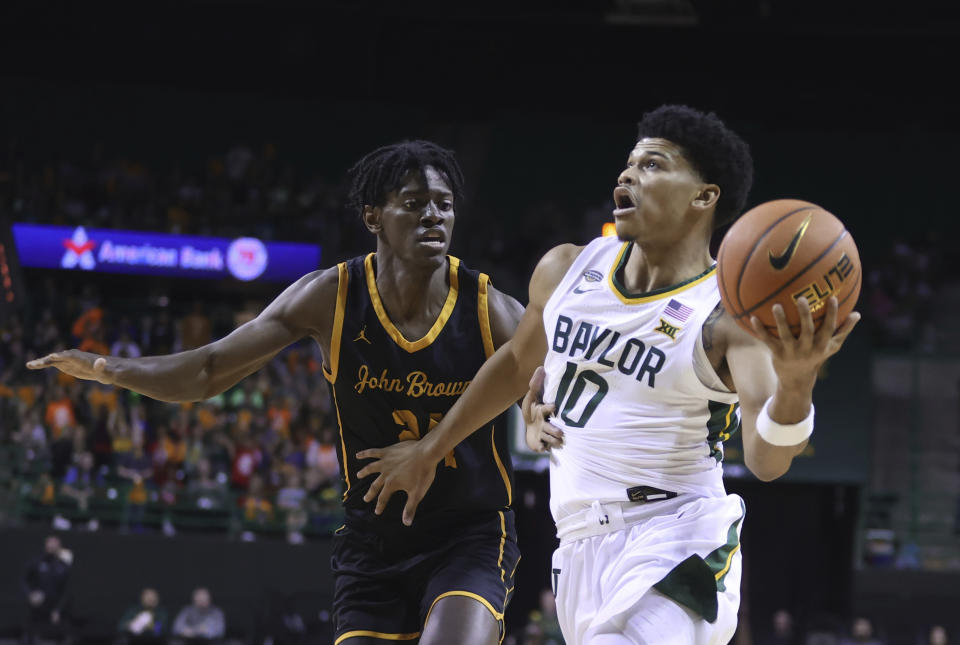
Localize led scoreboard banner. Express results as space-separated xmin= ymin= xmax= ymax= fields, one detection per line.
xmin=11 ymin=224 xmax=321 ymax=283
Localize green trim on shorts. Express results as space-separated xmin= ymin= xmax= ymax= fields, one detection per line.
xmin=652 ymin=499 xmax=745 ymax=623
xmin=653 ymin=555 xmax=719 ymax=623
xmin=704 ymin=498 xmax=745 ymax=592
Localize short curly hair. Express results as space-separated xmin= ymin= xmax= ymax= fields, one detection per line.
xmin=636 ymin=105 xmax=754 ymax=229
xmin=346 ymin=140 xmax=465 ymax=216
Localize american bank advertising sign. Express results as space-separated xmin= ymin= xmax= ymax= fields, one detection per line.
xmin=11 ymin=224 xmax=320 ymax=282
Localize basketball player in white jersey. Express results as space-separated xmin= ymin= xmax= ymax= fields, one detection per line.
xmin=356 ymin=105 xmax=861 ymax=644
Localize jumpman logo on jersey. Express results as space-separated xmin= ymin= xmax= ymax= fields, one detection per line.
xmin=354 ymin=326 xmax=372 ymax=344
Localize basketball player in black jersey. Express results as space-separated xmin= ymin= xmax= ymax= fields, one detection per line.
xmin=27 ymin=140 xmax=526 ymax=645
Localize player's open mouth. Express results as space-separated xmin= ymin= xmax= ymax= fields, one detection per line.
xmin=417 ymin=230 xmax=446 ymax=248
xmin=613 ymin=186 xmax=636 ymax=217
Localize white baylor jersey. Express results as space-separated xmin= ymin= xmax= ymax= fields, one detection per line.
xmin=543 ymin=236 xmax=741 ymax=522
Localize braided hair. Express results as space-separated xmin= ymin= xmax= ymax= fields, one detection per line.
xmin=346 ymin=140 xmax=466 ymax=216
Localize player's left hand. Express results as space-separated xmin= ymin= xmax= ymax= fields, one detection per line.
xmin=356 ymin=440 xmax=437 ymax=526
xmin=750 ymin=296 xmax=860 ymax=388
xmin=522 ymin=366 xmax=564 ymax=452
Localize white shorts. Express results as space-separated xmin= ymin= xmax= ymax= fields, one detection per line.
xmin=551 ymin=494 xmax=744 ymax=645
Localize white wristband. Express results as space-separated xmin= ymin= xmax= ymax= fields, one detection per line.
xmin=755 ymin=397 xmax=814 ymax=446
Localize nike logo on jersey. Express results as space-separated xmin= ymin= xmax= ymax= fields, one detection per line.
xmin=572 ymin=268 xmax=604 ymax=294
xmin=769 ymin=213 xmax=813 ymax=270
xmin=552 ymin=315 xmax=666 ymax=388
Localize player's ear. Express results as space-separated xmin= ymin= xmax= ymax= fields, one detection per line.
xmin=362 ymin=205 xmax=382 ymax=234
xmin=693 ymin=184 xmax=720 ymax=210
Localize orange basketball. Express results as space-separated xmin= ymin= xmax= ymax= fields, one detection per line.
xmin=717 ymin=199 xmax=861 ymax=338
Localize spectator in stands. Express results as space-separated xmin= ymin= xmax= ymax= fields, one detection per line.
xmin=117 ymin=432 xmax=153 ymax=530
xmin=522 ymin=588 xmax=563 ymax=645
xmin=203 ymin=425 xmax=234 ymax=480
xmin=520 ymin=621 xmax=546 ymax=645
xmin=114 ymin=316 xmax=142 ymax=349
xmin=840 ymin=617 xmax=886 ymax=645
xmin=164 ymin=426 xmax=187 ymax=475
xmin=921 ymin=625 xmax=950 ymax=645
xmin=304 ymin=422 xmax=340 ymax=494
xmin=0 ymin=325 xmax=27 ymax=386
xmin=241 ymin=473 xmax=274 ymax=540
xmin=267 ymin=395 xmax=292 ymax=438
xmin=110 ymin=410 xmax=134 ymax=465
xmin=276 ymin=467 xmax=308 ymax=544
xmin=148 ymin=309 xmax=175 ymax=355
xmin=34 ymin=308 xmax=63 ymax=355
xmin=185 ymin=457 xmax=228 ymax=510
xmin=150 ymin=425 xmax=174 ymax=487
xmin=21 ymin=535 xmax=72 ymax=645
xmin=159 ymin=478 xmax=179 ymax=536
xmin=181 ymin=422 xmax=206 ymax=479
xmin=88 ymin=382 xmax=119 ymax=417
xmin=79 ymin=325 xmax=110 ymax=355
xmin=128 ymin=400 xmax=149 ymax=440
xmin=50 ymin=424 xmax=77 ymax=481
xmin=117 ymin=431 xmax=153 ymax=484
xmin=88 ymin=407 xmax=115 ymax=472
xmin=111 ymin=330 xmax=142 ymax=359
xmin=758 ymin=609 xmax=799 ymax=645
xmin=281 ymin=426 xmax=307 ymax=472
xmin=230 ymin=433 xmax=261 ymax=491
xmin=18 ymin=409 xmax=51 ymax=476
xmin=180 ymin=301 xmax=212 ymax=350
xmin=30 ymin=472 xmax=57 ymax=509
xmin=118 ymin=587 xmax=168 ymax=645
xmin=44 ymin=385 xmax=76 ymax=440
xmin=70 ymin=295 xmax=104 ymax=348
xmin=60 ymin=450 xmax=100 ymax=530
xmin=171 ymin=587 xmax=226 ymax=644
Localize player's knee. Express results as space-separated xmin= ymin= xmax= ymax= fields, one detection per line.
xmin=420 ymin=596 xmax=499 ymax=645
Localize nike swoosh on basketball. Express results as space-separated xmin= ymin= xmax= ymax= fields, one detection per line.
xmin=768 ymin=213 xmax=813 ymax=270
xmin=573 ymin=285 xmax=601 ymax=294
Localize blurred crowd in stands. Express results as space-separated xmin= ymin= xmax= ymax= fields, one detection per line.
xmin=0 ymin=274 xmax=345 ymax=544
xmin=3 ymin=141 xmax=353 ymax=252
xmin=864 ymin=234 xmax=948 ymax=352
xmin=19 ymin=534 xmax=324 ymax=644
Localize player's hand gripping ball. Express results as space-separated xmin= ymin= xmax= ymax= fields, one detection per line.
xmin=717 ymin=199 xmax=861 ymax=337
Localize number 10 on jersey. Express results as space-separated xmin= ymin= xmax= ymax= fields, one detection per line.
xmin=554 ymin=361 xmax=609 ymax=428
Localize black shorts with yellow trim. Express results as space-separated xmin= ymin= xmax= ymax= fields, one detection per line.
xmin=331 ymin=509 xmax=520 ymax=644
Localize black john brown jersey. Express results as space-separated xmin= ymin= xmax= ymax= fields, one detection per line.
xmin=324 ymin=253 xmax=514 ymax=536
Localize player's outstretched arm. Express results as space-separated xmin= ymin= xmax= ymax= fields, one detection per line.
xmin=26 ymin=269 xmax=338 ymax=403
xmin=357 ymin=244 xmax=582 ymax=524
xmin=725 ymin=296 xmax=860 ymax=481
